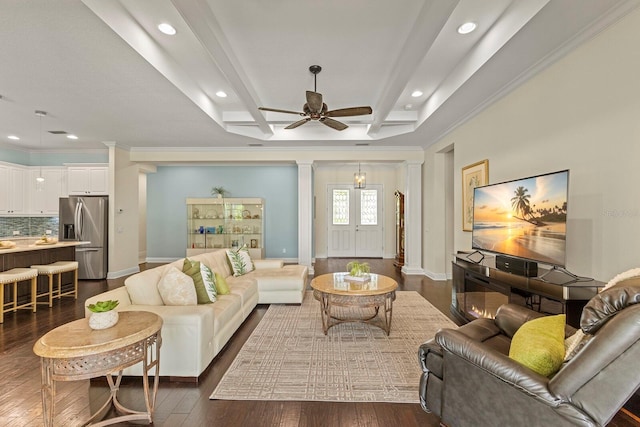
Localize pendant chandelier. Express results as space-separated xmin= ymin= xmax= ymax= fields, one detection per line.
xmin=354 ymin=163 xmax=366 ymax=189
xmin=35 ymin=110 xmax=47 ymax=191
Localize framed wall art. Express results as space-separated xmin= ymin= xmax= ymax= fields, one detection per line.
xmin=461 ymin=159 xmax=489 ymax=231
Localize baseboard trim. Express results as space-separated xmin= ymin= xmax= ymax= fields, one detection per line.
xmin=401 ymin=265 xmax=425 ymax=275
xmin=146 ymin=257 xmax=181 ymax=264
xmin=424 ymin=270 xmax=447 ymax=281
xmin=107 ymin=265 xmax=140 ymax=279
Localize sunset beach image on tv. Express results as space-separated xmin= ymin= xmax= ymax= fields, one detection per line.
xmin=472 ymin=170 xmax=569 ymax=267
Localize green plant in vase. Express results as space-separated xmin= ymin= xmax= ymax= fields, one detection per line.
xmin=87 ymin=300 xmax=120 ymax=330
xmin=87 ymin=300 xmax=119 ymax=313
xmin=211 ymin=186 xmax=229 ymax=199
xmin=346 ymin=261 xmax=370 ymax=277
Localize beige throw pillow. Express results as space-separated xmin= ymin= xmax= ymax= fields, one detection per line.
xmin=157 ymin=266 xmax=197 ymax=306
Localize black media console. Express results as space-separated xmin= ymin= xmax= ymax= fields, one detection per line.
xmin=451 ymin=253 xmax=604 ymax=328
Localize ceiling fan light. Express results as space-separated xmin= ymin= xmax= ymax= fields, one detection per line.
xmin=158 ymin=23 xmax=177 ymax=35
xmin=457 ymin=22 xmax=477 ymax=34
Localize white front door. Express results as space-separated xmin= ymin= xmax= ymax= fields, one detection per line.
xmin=327 ymin=184 xmax=383 ymax=257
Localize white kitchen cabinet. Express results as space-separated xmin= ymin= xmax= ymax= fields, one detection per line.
xmin=67 ymin=166 xmax=108 ymax=195
xmin=0 ymin=163 xmax=27 ymax=215
xmin=29 ymin=168 xmax=67 ymax=215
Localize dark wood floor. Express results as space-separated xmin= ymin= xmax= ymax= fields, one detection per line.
xmin=0 ymin=258 xmax=637 ymax=426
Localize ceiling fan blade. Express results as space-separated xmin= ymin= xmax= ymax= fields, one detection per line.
xmin=258 ymin=107 xmax=305 ymax=116
xmin=306 ymin=91 xmax=323 ymax=113
xmin=324 ymin=106 xmax=373 ymax=117
xmin=285 ymin=118 xmax=311 ymax=129
xmin=319 ymin=117 xmax=348 ymax=131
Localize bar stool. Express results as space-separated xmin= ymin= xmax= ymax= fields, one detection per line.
xmin=31 ymin=261 xmax=79 ymax=307
xmin=0 ymin=268 xmax=38 ymax=323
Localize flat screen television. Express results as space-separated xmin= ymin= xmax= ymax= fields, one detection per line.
xmin=472 ymin=169 xmax=569 ymax=267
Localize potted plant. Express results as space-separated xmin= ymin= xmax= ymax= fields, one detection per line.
xmin=87 ymin=300 xmax=119 ymax=330
xmin=211 ymin=186 xmax=229 ymax=199
xmin=346 ymin=261 xmax=370 ymax=279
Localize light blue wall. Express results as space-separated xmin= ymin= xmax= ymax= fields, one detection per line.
xmin=147 ymin=165 xmax=299 ymax=259
xmin=0 ymin=147 xmax=108 ymax=166
xmin=0 ymin=147 xmax=29 ymax=164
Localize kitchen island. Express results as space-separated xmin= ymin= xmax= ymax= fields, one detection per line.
xmin=0 ymin=239 xmax=88 ymax=306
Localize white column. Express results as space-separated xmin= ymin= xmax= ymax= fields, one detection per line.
xmin=402 ymin=160 xmax=425 ymax=275
xmin=297 ymin=160 xmax=314 ymax=275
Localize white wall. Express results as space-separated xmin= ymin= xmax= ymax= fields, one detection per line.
xmin=314 ymin=163 xmax=401 ymax=259
xmin=424 ymin=8 xmax=640 ymax=281
xmin=108 ymin=145 xmax=141 ymax=278
xmin=138 ymin=172 xmax=147 ymax=263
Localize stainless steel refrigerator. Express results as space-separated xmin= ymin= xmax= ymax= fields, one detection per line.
xmin=59 ymin=196 xmax=108 ymax=279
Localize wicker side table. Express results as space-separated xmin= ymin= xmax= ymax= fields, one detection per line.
xmin=33 ymin=311 xmax=162 ymax=426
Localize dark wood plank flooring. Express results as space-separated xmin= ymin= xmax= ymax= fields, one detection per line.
xmin=0 ymin=258 xmax=637 ymax=426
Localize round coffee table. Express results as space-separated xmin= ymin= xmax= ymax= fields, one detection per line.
xmin=311 ymin=272 xmax=398 ymax=335
xmin=33 ymin=311 xmax=162 ymax=426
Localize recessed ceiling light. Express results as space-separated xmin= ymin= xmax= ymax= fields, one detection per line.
xmin=8 ymin=135 xmax=19 ymax=140
xmin=66 ymin=134 xmax=78 ymax=140
xmin=158 ymin=23 xmax=177 ymax=35
xmin=411 ymin=91 xmax=423 ymax=98
xmin=215 ymin=91 xmax=228 ymax=98
xmin=457 ymin=22 xmax=477 ymax=35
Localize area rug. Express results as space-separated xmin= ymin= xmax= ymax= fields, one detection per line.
xmin=210 ymin=290 xmax=456 ymax=403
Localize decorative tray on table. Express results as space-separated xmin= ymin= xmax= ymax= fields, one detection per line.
xmin=344 ymin=274 xmax=371 ymax=282
xmin=0 ymin=240 xmax=17 ymax=249
xmin=35 ymin=238 xmax=58 ymax=245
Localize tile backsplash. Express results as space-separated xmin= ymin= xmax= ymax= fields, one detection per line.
xmin=0 ymin=217 xmax=59 ymax=238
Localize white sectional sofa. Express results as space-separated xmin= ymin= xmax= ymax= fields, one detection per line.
xmin=84 ymin=249 xmax=308 ymax=379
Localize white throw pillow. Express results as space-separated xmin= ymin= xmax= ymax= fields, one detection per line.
xmin=199 ymin=262 xmax=217 ymax=302
xmin=226 ymin=245 xmax=254 ymax=277
xmin=157 ymin=266 xmax=197 ymax=306
xmin=125 ymin=268 xmax=165 ymax=305
xmin=564 ymin=329 xmax=591 ymax=362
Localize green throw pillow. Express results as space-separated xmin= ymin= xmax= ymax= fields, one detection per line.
xmin=215 ymin=272 xmax=230 ymax=295
xmin=182 ymin=258 xmax=213 ymax=304
xmin=509 ymin=314 xmax=566 ymax=377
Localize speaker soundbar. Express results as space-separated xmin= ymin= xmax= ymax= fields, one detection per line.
xmin=495 ymin=255 xmax=538 ymax=277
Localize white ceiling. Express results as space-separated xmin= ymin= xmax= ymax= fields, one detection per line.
xmin=0 ymin=0 xmax=637 ymax=152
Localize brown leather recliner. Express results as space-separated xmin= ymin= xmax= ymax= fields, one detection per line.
xmin=419 ymin=276 xmax=640 ymax=427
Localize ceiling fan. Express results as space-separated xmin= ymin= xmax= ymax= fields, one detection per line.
xmin=259 ymin=65 xmax=372 ymax=131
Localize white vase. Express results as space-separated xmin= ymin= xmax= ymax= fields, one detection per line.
xmin=89 ymin=310 xmax=119 ymax=330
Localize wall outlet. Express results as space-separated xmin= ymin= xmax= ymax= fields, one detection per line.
xmin=12 ymin=231 xmax=20 ymax=236
xmin=282 ymin=248 xmax=286 ymax=254
xmin=45 ymin=230 xmax=52 ymax=235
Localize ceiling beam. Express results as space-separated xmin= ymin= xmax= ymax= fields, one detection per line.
xmin=171 ymin=0 xmax=273 ymax=135
xmin=367 ymin=0 xmax=459 ymax=137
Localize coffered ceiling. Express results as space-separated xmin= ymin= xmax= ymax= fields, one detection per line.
xmin=0 ymin=0 xmax=637 ymax=152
